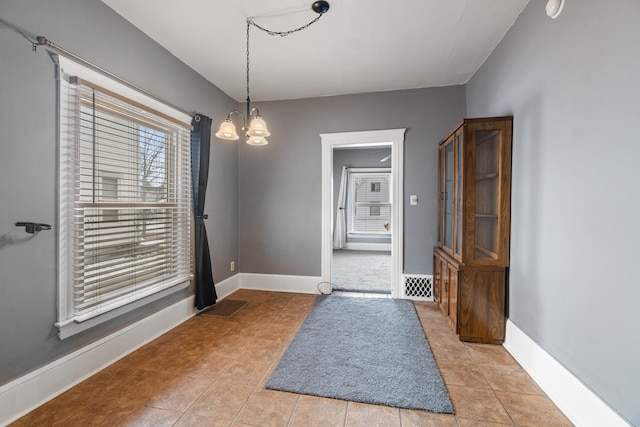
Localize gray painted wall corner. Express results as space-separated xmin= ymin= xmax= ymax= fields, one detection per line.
xmin=467 ymin=0 xmax=640 ymax=424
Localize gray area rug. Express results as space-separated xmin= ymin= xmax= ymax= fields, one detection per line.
xmin=332 ymin=250 xmax=391 ymax=293
xmin=265 ymin=296 xmax=453 ymax=413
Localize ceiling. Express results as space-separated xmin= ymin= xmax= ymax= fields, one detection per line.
xmin=101 ymin=0 xmax=529 ymax=102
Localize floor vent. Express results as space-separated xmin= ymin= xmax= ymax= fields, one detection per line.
xmin=402 ymin=274 xmax=434 ymax=301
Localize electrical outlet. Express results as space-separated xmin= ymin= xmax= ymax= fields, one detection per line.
xmin=230 ymin=261 xmax=235 ymax=272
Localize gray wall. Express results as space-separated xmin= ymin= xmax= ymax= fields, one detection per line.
xmin=238 ymin=87 xmax=466 ymax=275
xmin=333 ymin=148 xmax=391 ymax=245
xmin=0 ymin=0 xmax=238 ymax=386
xmin=467 ymin=0 xmax=640 ymax=424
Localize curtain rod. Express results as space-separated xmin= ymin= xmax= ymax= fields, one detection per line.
xmin=37 ymin=36 xmax=195 ymax=119
xmin=0 ymin=16 xmax=195 ymax=119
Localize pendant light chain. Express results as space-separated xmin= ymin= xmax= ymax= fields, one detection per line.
xmin=245 ymin=12 xmax=324 ymax=113
xmin=246 ymin=20 xmax=251 ymax=116
xmin=247 ymin=13 xmax=323 ymax=38
xmin=216 ymin=2 xmax=329 ymax=144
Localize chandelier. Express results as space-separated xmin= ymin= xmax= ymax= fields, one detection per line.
xmin=215 ymin=1 xmax=331 ymax=145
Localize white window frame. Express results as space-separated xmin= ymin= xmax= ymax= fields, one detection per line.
xmin=346 ymin=168 xmax=392 ymax=235
xmin=100 ymin=174 xmax=120 ymax=200
xmin=55 ymin=56 xmax=193 ymax=339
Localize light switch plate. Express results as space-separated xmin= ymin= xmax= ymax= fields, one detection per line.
xmin=410 ymin=195 xmax=418 ymax=205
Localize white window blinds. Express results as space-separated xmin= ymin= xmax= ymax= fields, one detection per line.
xmin=349 ymin=172 xmax=391 ymax=234
xmin=57 ymin=57 xmax=193 ymax=332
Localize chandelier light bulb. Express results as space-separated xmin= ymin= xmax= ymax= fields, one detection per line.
xmin=246 ymin=115 xmax=271 ymax=137
xmin=246 ymin=135 xmax=268 ymax=146
xmin=215 ymin=119 xmax=240 ymax=140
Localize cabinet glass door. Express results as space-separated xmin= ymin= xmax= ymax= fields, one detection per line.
xmin=474 ymin=129 xmax=500 ymax=259
xmin=455 ymin=131 xmax=463 ymax=258
xmin=443 ymin=138 xmax=454 ymax=253
xmin=437 ymin=147 xmax=444 ymax=247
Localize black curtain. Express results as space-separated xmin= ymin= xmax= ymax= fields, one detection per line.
xmin=191 ymin=114 xmax=217 ymax=310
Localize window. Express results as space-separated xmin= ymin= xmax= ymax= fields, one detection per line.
xmin=56 ymin=56 xmax=193 ymax=338
xmin=348 ymin=171 xmax=391 ymax=234
xmin=102 ymin=177 xmax=119 ymax=199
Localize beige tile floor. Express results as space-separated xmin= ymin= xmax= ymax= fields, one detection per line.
xmin=11 ymin=290 xmax=573 ymax=426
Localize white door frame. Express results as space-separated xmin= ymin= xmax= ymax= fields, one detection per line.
xmin=320 ymin=129 xmax=406 ymax=298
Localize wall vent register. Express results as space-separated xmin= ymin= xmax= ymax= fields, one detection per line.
xmin=402 ymin=274 xmax=434 ymax=301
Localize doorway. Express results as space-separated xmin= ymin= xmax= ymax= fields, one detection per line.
xmin=332 ymin=161 xmax=391 ymax=293
xmin=320 ymin=129 xmax=406 ymax=298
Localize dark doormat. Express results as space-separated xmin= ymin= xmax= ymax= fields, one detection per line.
xmin=198 ymin=299 xmax=248 ymax=318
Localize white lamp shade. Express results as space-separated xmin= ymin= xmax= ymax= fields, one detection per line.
xmin=215 ymin=119 xmax=240 ymax=140
xmin=246 ymin=116 xmax=271 ymax=137
xmin=246 ymin=135 xmax=268 ymax=146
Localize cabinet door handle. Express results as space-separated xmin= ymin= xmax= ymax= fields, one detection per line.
xmin=444 ymin=282 xmax=449 ymax=292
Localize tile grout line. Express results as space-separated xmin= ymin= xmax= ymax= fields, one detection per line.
xmin=467 ymin=343 xmax=517 ymax=426
xmin=343 ymin=401 xmax=351 ymax=427
xmin=419 ymin=302 xmax=511 ymax=426
xmin=169 ymin=370 xmax=222 ymax=426
xmin=285 ymin=395 xmax=302 ymax=427
xmin=230 ymin=321 xmax=294 ymax=426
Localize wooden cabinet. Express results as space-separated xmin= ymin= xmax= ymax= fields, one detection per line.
xmin=434 ymin=117 xmax=512 ymax=344
xmin=432 ymin=252 xmax=459 ymax=328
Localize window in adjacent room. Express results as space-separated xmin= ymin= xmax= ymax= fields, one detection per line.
xmin=347 ymin=171 xmax=391 ymax=235
xmin=101 ymin=176 xmax=119 ymax=199
xmin=56 ymin=56 xmax=193 ymax=338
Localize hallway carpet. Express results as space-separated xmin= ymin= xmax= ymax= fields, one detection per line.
xmin=332 ymin=249 xmax=391 ymax=293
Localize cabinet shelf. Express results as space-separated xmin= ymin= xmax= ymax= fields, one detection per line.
xmin=476 ymin=173 xmax=498 ymax=181
xmin=474 ymin=245 xmax=497 ymax=258
xmin=476 ymin=129 xmax=500 ymax=146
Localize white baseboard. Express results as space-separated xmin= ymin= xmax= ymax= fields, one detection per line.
xmin=503 ymin=320 xmax=631 ymax=427
xmin=12 ymin=279 xmax=628 ymax=427
xmin=239 ymin=273 xmax=321 ymax=295
xmin=0 ymin=296 xmax=195 ymax=426
xmin=215 ymin=273 xmax=241 ymax=300
xmin=343 ymin=242 xmax=391 ymax=251
xmin=0 ymin=274 xmax=240 ymax=427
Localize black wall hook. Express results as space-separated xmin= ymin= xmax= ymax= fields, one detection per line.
xmin=15 ymin=222 xmax=52 ymax=234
